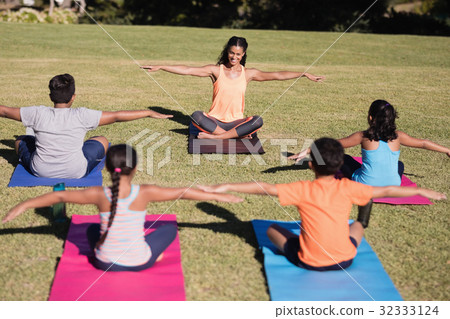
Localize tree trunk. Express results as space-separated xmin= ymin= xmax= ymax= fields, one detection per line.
xmin=61 ymin=0 xmax=71 ymax=9
xmin=78 ymin=0 xmax=86 ymax=16
xmin=49 ymin=0 xmax=55 ymax=15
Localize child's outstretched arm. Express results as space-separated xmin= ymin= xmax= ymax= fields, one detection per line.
xmin=372 ymin=186 xmax=446 ymax=201
xmin=289 ymin=132 xmax=363 ymax=162
xmin=140 ymin=185 xmax=242 ymax=203
xmin=0 ymin=105 xmax=21 ymax=122
xmin=2 ymin=187 xmax=103 ymax=223
xmin=338 ymin=131 xmax=364 ymax=148
xmin=397 ymin=131 xmax=450 ymax=156
xmin=288 ymin=148 xmax=310 ymax=163
xmin=99 ymin=109 xmax=173 ymax=126
xmin=198 ymin=182 xmax=278 ymax=196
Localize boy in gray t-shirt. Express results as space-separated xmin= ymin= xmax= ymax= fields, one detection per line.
xmin=0 ymin=73 xmax=173 ymax=179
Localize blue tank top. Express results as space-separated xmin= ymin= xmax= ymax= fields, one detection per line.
xmin=95 ymin=185 xmax=151 ymax=266
xmin=352 ymin=141 xmax=401 ymax=186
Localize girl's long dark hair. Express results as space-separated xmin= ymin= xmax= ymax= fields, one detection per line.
xmin=217 ymin=36 xmax=248 ymax=66
xmin=96 ymin=144 xmax=138 ymax=248
xmin=363 ymin=100 xmax=398 ymax=142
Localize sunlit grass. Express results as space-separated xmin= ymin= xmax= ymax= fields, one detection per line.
xmin=0 ymin=22 xmax=448 ymax=300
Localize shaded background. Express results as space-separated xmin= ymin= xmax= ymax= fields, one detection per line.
xmin=1 ymin=1 xmax=449 ymax=36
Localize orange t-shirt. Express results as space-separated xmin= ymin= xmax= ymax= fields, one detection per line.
xmin=276 ymin=178 xmax=373 ymax=267
xmin=207 ymin=64 xmax=247 ymax=123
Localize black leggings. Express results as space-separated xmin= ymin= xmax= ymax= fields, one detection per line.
xmin=340 ymin=154 xmax=404 ymax=180
xmin=191 ymin=111 xmax=263 ymax=137
xmin=87 ymin=223 xmax=177 ymax=272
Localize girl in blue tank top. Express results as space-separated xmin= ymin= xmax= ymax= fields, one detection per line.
xmin=289 ymin=100 xmax=450 ymax=187
xmin=3 ymin=144 xmax=242 ymax=271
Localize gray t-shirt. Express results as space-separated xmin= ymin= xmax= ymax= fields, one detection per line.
xmin=20 ymin=106 xmax=102 ymax=178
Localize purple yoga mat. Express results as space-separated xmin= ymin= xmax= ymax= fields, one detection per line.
xmin=49 ymin=214 xmax=186 ymax=301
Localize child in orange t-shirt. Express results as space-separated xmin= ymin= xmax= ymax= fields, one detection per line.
xmin=199 ymin=137 xmax=446 ymax=271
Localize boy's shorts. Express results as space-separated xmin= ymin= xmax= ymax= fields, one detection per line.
xmin=18 ymin=136 xmax=105 ymax=176
xmin=18 ymin=135 xmax=36 ymax=173
xmin=82 ymin=139 xmax=106 ymax=175
xmin=283 ymin=236 xmax=358 ymax=271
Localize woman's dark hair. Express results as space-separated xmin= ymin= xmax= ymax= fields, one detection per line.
xmin=217 ymin=36 xmax=248 ymax=66
xmin=49 ymin=73 xmax=75 ymax=104
xmin=310 ymin=137 xmax=344 ymax=176
xmin=363 ymin=100 xmax=398 ymax=142
xmin=96 ymin=144 xmax=138 ymax=248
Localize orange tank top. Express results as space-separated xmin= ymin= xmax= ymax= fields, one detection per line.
xmin=207 ymin=64 xmax=247 ymax=123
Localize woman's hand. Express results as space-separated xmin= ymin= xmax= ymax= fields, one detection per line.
xmin=141 ymin=65 xmax=161 ymax=72
xmin=2 ymin=204 xmax=27 ymax=223
xmin=288 ymin=149 xmax=309 ymax=162
xmin=304 ymin=73 xmax=325 ymax=82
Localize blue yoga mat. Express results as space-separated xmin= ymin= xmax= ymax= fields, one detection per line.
xmin=252 ymin=219 xmax=403 ymax=301
xmin=7 ymin=159 xmax=105 ymax=187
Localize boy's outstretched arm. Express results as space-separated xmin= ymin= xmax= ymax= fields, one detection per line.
xmin=2 ymin=188 xmax=103 ymax=223
xmin=98 ymin=109 xmax=173 ymax=126
xmin=198 ymin=182 xmax=278 ymax=196
xmin=372 ymin=186 xmax=446 ymax=201
xmin=0 ymin=105 xmax=21 ymax=121
xmin=181 ymin=188 xmax=243 ymax=203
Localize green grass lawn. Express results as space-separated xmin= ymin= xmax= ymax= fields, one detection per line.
xmin=0 ymin=23 xmax=448 ymax=301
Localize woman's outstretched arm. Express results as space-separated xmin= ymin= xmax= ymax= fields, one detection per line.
xmin=141 ymin=64 xmax=219 ymax=78
xmin=397 ymin=131 xmax=450 ymax=156
xmin=246 ymin=68 xmax=324 ymax=82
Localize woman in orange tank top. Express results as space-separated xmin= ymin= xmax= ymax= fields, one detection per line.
xmin=142 ymin=36 xmax=324 ymax=139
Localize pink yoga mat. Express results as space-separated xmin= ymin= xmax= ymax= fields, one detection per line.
xmin=49 ymin=214 xmax=186 ymax=301
xmin=352 ymin=157 xmax=432 ymax=205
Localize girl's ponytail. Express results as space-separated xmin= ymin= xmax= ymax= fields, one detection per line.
xmin=96 ymin=145 xmax=137 ymax=249
xmin=96 ymin=168 xmax=121 ymax=248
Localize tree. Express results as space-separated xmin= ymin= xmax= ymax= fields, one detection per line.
xmin=239 ymin=0 xmax=388 ymax=31
xmin=124 ymin=0 xmax=242 ymax=27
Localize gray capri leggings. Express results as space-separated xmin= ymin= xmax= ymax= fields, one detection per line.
xmin=191 ymin=111 xmax=263 ymax=137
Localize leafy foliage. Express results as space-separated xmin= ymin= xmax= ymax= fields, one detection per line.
xmin=0 ymin=7 xmax=77 ymax=23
